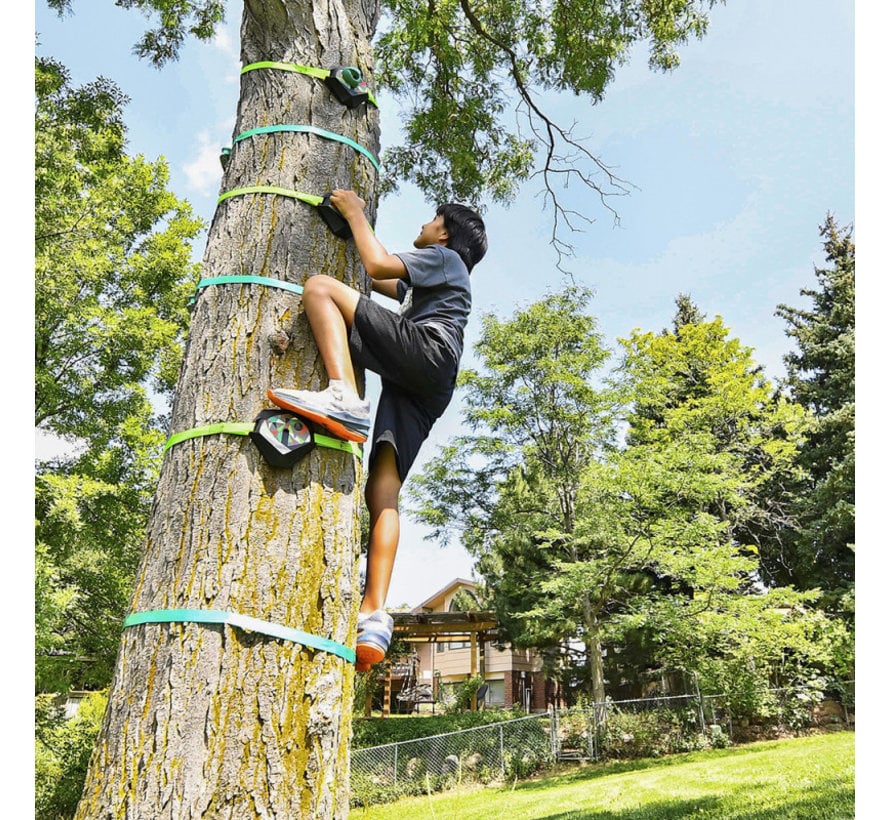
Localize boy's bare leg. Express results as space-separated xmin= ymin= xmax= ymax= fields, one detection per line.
xmin=361 ymin=444 xmax=402 ymax=614
xmin=301 ymin=274 xmax=361 ymax=394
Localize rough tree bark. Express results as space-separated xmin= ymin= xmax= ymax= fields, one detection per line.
xmin=76 ymin=1 xmax=380 ymax=816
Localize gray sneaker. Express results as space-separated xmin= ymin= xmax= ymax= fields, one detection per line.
xmin=268 ymin=382 xmax=370 ymax=443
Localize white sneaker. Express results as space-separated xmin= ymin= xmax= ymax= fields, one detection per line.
xmin=267 ymin=381 xmax=370 ymax=443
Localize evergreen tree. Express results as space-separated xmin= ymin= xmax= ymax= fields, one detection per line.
xmin=772 ymin=215 xmax=855 ymax=610
xmin=611 ymin=308 xmax=834 ymax=699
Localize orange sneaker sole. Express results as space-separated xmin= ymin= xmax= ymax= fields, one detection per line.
xmin=356 ymin=643 xmax=386 ymax=670
xmin=267 ymin=389 xmax=368 ymax=443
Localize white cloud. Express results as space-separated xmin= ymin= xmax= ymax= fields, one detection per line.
xmin=182 ymin=130 xmax=224 ymax=196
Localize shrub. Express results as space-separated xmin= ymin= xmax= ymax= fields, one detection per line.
xmin=352 ymin=708 xmax=522 ymax=748
xmin=599 ymin=707 xmax=708 ymax=759
xmin=445 ymin=675 xmax=485 ymax=714
xmin=35 ymin=691 xmax=106 ymax=820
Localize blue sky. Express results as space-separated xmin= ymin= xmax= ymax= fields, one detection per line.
xmin=31 ymin=1 xmax=860 ymax=611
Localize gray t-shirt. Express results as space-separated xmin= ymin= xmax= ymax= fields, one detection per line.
xmin=394 ymin=245 xmax=471 ymax=361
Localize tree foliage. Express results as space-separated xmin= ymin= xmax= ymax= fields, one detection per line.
xmin=34 ymin=56 xmax=203 ymax=692
xmin=410 ymin=288 xmax=619 ymax=699
xmin=35 ymin=56 xmax=202 ymax=445
xmin=45 ymin=0 xmax=226 ymax=67
xmin=606 ymin=304 xmax=826 ymax=692
xmin=35 ymin=691 xmax=108 ymax=819
xmin=772 ymin=215 xmax=855 ymax=607
xmin=376 ymin=0 xmax=722 ymax=219
xmin=411 ymin=292 xmax=849 ymax=701
xmin=45 ymin=0 xmax=726 ymax=260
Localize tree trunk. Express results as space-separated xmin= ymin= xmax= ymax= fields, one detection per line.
xmin=76 ymin=1 xmax=379 ymax=817
xmin=583 ymin=601 xmax=606 ymax=722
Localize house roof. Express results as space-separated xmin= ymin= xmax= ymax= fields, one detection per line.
xmin=411 ymin=577 xmax=477 ymax=614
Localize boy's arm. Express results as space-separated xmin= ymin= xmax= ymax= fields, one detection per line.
xmin=329 ymin=189 xmax=406 ymax=281
xmin=371 ymin=279 xmax=401 ymax=299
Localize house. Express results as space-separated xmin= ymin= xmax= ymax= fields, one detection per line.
xmin=389 ymin=578 xmax=553 ymax=713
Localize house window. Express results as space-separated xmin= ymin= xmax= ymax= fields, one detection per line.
xmin=448 ymin=640 xmax=471 ymax=650
xmin=436 ymin=642 xmax=446 ymax=653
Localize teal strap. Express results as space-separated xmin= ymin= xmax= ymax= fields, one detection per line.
xmin=191 ymin=275 xmax=304 ymax=305
xmin=123 ymin=609 xmax=355 ymax=663
xmin=218 ymin=185 xmax=323 ymax=207
xmin=241 ymin=61 xmax=378 ymax=107
xmin=164 ymin=421 xmax=363 ymax=459
xmin=232 ymin=124 xmax=380 ymax=173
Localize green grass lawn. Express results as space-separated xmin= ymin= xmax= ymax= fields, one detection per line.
xmin=350 ymin=730 xmax=854 ymax=819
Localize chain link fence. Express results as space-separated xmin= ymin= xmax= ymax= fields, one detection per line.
xmin=350 ymin=713 xmax=552 ymax=806
xmin=350 ymin=683 xmax=854 ymax=807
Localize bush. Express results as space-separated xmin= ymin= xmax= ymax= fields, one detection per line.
xmin=35 ymin=691 xmax=106 ymax=820
xmin=445 ymin=675 xmax=485 ymax=714
xmin=597 ymin=706 xmax=708 ymax=759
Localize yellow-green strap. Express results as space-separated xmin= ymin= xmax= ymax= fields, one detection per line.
xmin=164 ymin=422 xmax=253 ymax=452
xmin=242 ymin=60 xmax=330 ymax=80
xmin=314 ymin=432 xmax=363 ymax=455
xmin=232 ymin=124 xmax=380 ymax=173
xmin=241 ymin=61 xmax=378 ymax=107
xmin=218 ymin=185 xmax=323 ymax=207
xmin=123 ymin=609 xmax=355 ymax=663
xmin=164 ymin=421 xmax=363 ymax=459
xmin=216 ymin=187 xmax=354 ymax=240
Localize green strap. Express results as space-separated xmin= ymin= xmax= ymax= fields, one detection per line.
xmin=123 ymin=609 xmax=355 ymax=663
xmin=232 ymin=124 xmax=380 ymax=173
xmin=218 ymin=185 xmax=323 ymax=207
xmin=241 ymin=61 xmax=378 ymax=107
xmin=192 ymin=275 xmax=304 ymax=304
xmin=164 ymin=422 xmax=363 ymax=459
xmin=242 ymin=60 xmax=330 ymax=80
xmin=164 ymin=422 xmax=253 ymax=452
xmin=314 ymin=432 xmax=363 ymax=455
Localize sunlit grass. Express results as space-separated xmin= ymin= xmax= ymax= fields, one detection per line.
xmin=350 ymin=730 xmax=854 ymax=819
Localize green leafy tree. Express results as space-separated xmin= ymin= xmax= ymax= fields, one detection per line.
xmin=410 ymin=287 xmax=618 ymax=702
xmin=35 ymin=56 xmax=202 ymax=693
xmin=43 ymin=2 xmax=728 ymax=816
xmin=35 ymin=58 xmax=200 ymax=442
xmin=772 ymin=215 xmax=855 ymax=609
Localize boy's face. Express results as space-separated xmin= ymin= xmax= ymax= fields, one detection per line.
xmin=414 ymin=214 xmax=449 ymax=249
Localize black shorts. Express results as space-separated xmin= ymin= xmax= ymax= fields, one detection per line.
xmin=349 ymin=295 xmax=458 ymax=482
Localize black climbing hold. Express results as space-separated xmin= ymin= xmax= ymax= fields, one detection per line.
xmin=324 ymin=66 xmax=371 ymax=109
xmin=317 ymin=192 xmax=353 ymax=239
xmin=250 ymin=409 xmax=315 ymax=467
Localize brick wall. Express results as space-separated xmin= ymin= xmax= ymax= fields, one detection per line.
xmin=503 ymin=670 xmax=550 ymax=711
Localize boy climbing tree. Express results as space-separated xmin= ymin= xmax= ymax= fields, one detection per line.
xmin=268 ymin=188 xmax=487 ymax=669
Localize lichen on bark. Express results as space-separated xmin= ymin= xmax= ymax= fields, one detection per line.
xmin=76 ymin=1 xmax=380 ymax=817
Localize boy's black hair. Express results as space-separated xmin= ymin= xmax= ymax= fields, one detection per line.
xmin=437 ymin=203 xmax=487 ymax=273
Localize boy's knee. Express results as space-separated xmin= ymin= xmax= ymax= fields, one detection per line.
xmin=303 ymin=274 xmax=334 ymax=298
